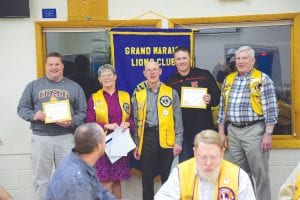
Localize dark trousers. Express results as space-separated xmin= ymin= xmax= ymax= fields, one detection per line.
xmin=179 ymin=138 xmax=194 ymax=163
xmin=141 ymin=127 xmax=174 ymax=200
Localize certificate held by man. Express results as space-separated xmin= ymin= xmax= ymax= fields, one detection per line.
xmin=42 ymin=99 xmax=72 ymax=123
xmin=181 ymin=87 xmax=207 ymax=109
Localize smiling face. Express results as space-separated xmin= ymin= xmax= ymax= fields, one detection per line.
xmin=194 ymin=141 xmax=224 ymax=181
xmin=98 ymin=69 xmax=117 ymax=89
xmin=45 ymin=56 xmax=64 ymax=82
xmin=143 ymin=60 xmax=162 ymax=86
xmin=174 ymin=50 xmax=191 ymax=76
xmin=235 ymin=50 xmax=255 ymax=76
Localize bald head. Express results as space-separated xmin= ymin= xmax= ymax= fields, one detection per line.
xmin=145 ymin=59 xmax=160 ymax=70
xmin=74 ymin=123 xmax=105 ymax=154
xmin=143 ymin=59 xmax=162 ymax=86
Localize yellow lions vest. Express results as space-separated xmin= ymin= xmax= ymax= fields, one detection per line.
xmin=135 ymin=84 xmax=175 ymax=155
xmin=92 ymin=89 xmax=130 ymax=125
xmin=179 ymin=158 xmax=239 ymax=200
xmin=223 ymin=68 xmax=263 ymax=115
xmin=293 ymin=173 xmax=300 ymax=200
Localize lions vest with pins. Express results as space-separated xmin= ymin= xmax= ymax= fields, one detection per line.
xmin=135 ymin=84 xmax=175 ymax=155
xmin=179 ymin=158 xmax=239 ymax=200
xmin=223 ymin=68 xmax=263 ymax=115
xmin=92 ymin=89 xmax=130 ymax=125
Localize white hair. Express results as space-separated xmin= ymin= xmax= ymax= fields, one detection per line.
xmin=235 ymin=46 xmax=255 ymax=58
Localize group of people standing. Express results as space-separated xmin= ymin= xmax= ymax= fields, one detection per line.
xmin=17 ymin=45 xmax=279 ymax=200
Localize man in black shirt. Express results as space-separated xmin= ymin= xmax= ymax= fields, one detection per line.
xmin=167 ymin=46 xmax=221 ymax=162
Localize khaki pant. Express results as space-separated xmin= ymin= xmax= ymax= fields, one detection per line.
xmin=227 ymin=122 xmax=270 ymax=200
xmin=31 ymin=134 xmax=74 ymax=200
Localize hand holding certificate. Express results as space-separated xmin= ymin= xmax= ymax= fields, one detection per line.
xmin=181 ymin=87 xmax=207 ymax=109
xmin=42 ymin=100 xmax=72 ymax=123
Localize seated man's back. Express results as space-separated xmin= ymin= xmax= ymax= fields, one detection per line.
xmin=46 ymin=150 xmax=114 ymax=200
xmin=46 ymin=123 xmax=115 ymax=200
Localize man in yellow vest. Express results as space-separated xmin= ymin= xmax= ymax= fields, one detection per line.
xmin=278 ymin=162 xmax=300 ymax=200
xmin=132 ymin=59 xmax=184 ymax=200
xmin=154 ymin=129 xmax=255 ymax=200
xmin=217 ymin=46 xmax=279 ymax=200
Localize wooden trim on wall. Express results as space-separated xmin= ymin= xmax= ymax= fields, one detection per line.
xmin=168 ymin=13 xmax=298 ymax=27
xmin=35 ymin=19 xmax=161 ymax=28
xmin=35 ymin=23 xmax=46 ymax=78
xmin=292 ymin=14 xmax=300 ymax=140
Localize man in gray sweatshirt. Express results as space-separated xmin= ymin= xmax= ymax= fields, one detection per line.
xmin=17 ymin=52 xmax=87 ymax=200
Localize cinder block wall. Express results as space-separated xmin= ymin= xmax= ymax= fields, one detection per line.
xmin=0 ymin=154 xmax=33 ymax=199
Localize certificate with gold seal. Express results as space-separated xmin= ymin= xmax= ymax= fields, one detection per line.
xmin=180 ymin=87 xmax=207 ymax=109
xmin=42 ymin=100 xmax=72 ymax=123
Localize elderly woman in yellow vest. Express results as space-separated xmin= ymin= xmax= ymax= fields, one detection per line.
xmin=86 ymin=64 xmax=134 ymax=199
xmin=155 ymin=130 xmax=256 ymax=200
xmin=278 ymin=162 xmax=300 ymax=200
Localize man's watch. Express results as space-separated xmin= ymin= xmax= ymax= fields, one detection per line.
xmin=264 ymin=131 xmax=272 ymax=135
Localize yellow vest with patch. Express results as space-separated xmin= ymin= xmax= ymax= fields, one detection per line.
xmin=293 ymin=173 xmax=300 ymax=200
xmin=223 ymin=68 xmax=263 ymax=115
xmin=92 ymin=89 xmax=130 ymax=124
xmin=135 ymin=84 xmax=175 ymax=155
xmin=179 ymin=158 xmax=239 ymax=200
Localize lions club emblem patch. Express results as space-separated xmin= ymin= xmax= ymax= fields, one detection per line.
xmin=123 ymin=103 xmax=130 ymax=115
xmin=218 ymin=187 xmax=235 ymax=200
xmin=159 ymin=96 xmax=172 ymax=107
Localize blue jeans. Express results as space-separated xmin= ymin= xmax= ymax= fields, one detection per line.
xmin=179 ymin=139 xmax=194 ymax=163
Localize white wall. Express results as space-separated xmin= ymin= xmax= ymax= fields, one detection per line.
xmin=0 ymin=0 xmax=300 ymax=199
xmin=109 ymin=0 xmax=300 ymax=19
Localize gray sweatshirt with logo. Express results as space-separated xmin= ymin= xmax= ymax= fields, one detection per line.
xmin=17 ymin=77 xmax=87 ymax=136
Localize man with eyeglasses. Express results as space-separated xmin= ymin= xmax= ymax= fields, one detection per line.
xmin=132 ymin=59 xmax=183 ymax=200
xmin=155 ymin=130 xmax=255 ymax=200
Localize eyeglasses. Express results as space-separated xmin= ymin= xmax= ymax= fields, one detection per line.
xmin=100 ymin=73 xmax=114 ymax=78
xmin=196 ymin=155 xmax=220 ymax=162
xmin=145 ymin=68 xmax=160 ymax=73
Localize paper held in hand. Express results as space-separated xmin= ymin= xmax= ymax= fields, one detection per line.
xmin=180 ymin=87 xmax=207 ymax=109
xmin=42 ymin=99 xmax=72 ymax=123
xmin=105 ymin=127 xmax=136 ymax=164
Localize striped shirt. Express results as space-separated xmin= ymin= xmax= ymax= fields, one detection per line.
xmin=217 ymin=70 xmax=278 ymax=125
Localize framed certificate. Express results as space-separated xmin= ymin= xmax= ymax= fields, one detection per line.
xmin=42 ymin=100 xmax=72 ymax=123
xmin=181 ymin=87 xmax=207 ymax=109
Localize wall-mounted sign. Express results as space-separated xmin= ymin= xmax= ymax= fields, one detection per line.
xmin=42 ymin=8 xmax=57 ymax=18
